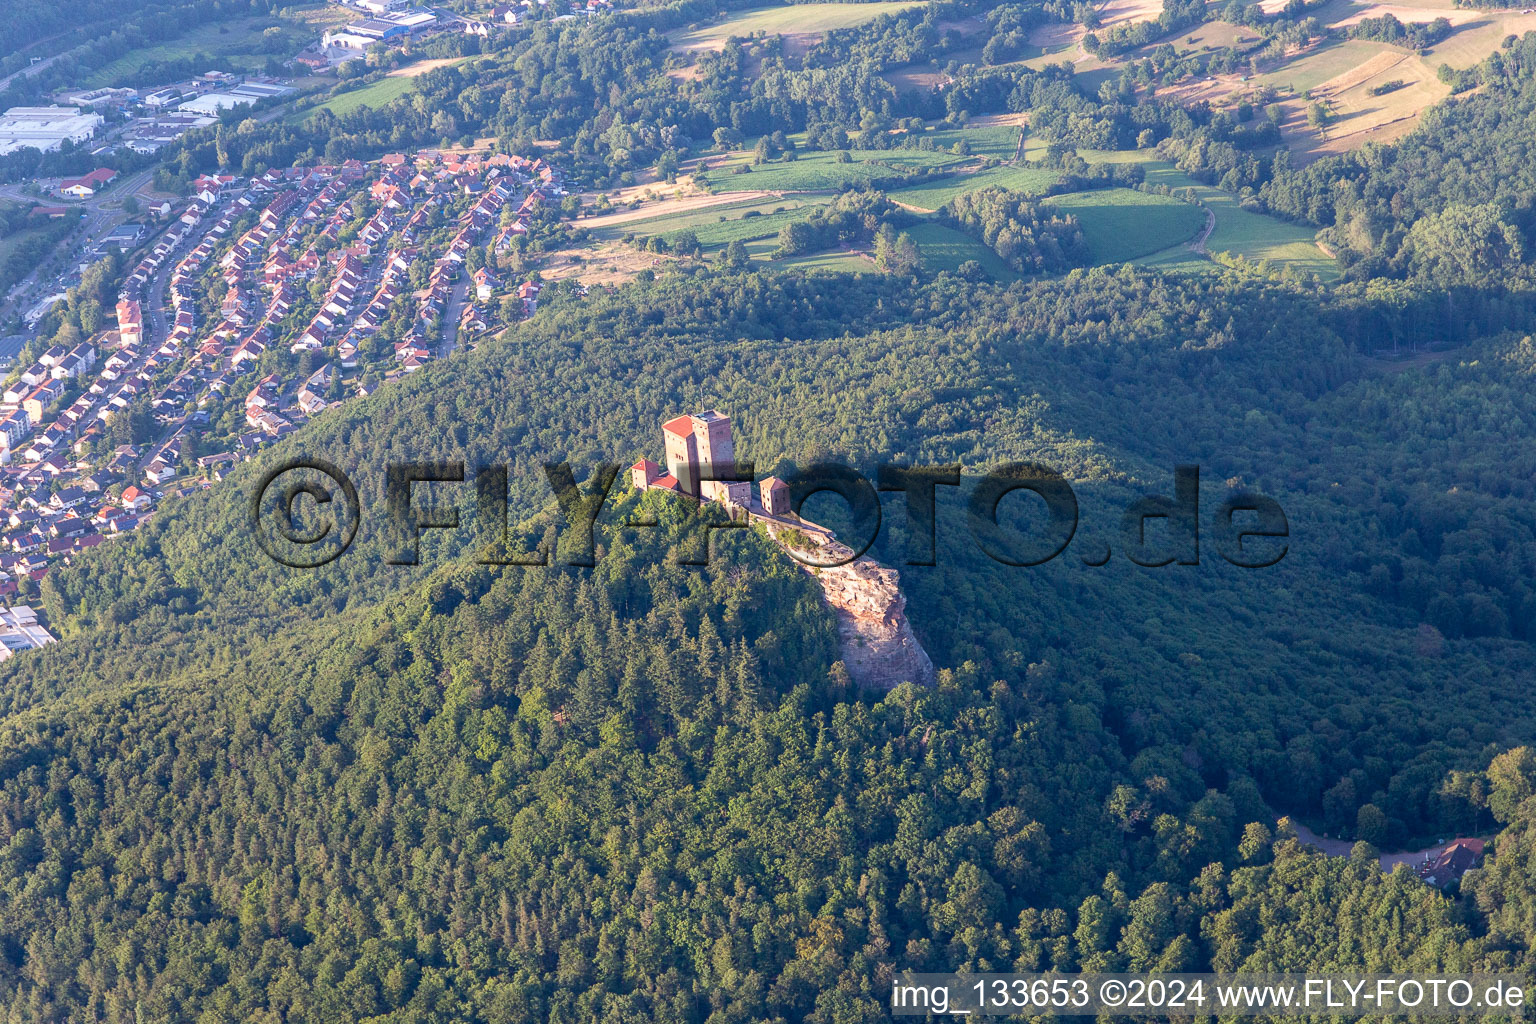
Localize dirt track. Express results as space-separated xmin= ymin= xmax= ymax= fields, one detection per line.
xmin=577 ymin=190 xmax=778 ymax=228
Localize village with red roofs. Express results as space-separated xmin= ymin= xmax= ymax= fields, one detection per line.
xmin=0 ymin=147 xmax=564 ymax=605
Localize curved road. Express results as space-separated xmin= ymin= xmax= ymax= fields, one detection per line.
xmin=0 ymin=169 xmax=155 ymax=324
xmin=0 ymin=51 xmax=65 ymax=92
xmin=1290 ymin=821 xmax=1484 ymax=874
xmin=1190 ymin=205 xmax=1215 ymax=254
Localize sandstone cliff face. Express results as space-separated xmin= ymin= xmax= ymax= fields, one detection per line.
xmin=762 ymin=524 xmax=935 ymax=690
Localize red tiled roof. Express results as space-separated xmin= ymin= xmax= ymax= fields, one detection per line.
xmin=662 ymin=415 xmax=693 ymax=437
xmin=61 ymin=168 xmax=116 ymax=189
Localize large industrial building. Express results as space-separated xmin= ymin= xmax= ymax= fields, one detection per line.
xmin=176 ymin=81 xmax=294 ymax=116
xmin=322 ymin=8 xmax=438 ymax=50
xmin=0 ymin=106 xmax=103 ymax=156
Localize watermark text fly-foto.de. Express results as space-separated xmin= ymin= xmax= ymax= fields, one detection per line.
xmin=250 ymin=458 xmax=1289 ymax=571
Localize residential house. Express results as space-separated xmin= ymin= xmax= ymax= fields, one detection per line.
xmin=120 ymin=485 xmax=152 ymax=512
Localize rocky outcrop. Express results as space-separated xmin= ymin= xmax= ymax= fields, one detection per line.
xmin=761 ymin=522 xmax=935 ymax=690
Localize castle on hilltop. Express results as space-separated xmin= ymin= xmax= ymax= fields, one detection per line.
xmin=631 ymin=410 xmax=790 ymax=515
xmin=631 ymin=410 xmax=933 ymax=690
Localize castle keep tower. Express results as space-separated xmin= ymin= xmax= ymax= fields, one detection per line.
xmin=662 ymin=414 xmax=700 ymax=496
xmin=640 ymin=410 xmax=750 ymax=507
xmin=691 ymin=410 xmax=736 ymax=501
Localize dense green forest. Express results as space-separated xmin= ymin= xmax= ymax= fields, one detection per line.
xmin=1 ymin=262 xmax=1536 ymax=1019
xmin=943 ymin=186 xmax=1090 ymax=273
xmin=12 ymin=0 xmax=1536 ymax=1017
xmin=0 ymin=0 xmax=285 ymax=91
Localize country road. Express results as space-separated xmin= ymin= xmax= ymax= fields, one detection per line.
xmin=0 ymin=51 xmax=64 ymax=92
xmin=1291 ymin=821 xmax=1484 ymax=874
xmin=1190 ymin=205 xmax=1215 ymax=253
xmin=0 ymin=168 xmax=156 ymax=324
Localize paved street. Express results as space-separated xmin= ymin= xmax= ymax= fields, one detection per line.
xmin=0 ymin=169 xmax=157 ymax=328
xmin=439 ymin=276 xmax=468 ymax=358
xmin=0 ymin=50 xmax=65 ymax=92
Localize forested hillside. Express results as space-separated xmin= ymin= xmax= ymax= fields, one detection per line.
xmin=1168 ymin=32 xmax=1536 ymax=284
xmin=3 ymin=265 xmax=1536 ymax=1019
xmin=12 ymin=0 xmax=1536 ymax=1013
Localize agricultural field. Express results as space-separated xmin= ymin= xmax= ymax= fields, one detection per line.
xmin=1043 ymin=187 xmax=1207 ymax=264
xmin=913 ymin=123 xmax=1024 ymax=159
xmin=704 ymin=147 xmax=968 ymax=193
xmin=584 ymin=104 xmax=1343 ymax=281
xmin=305 ymin=75 xmax=422 ymax=118
xmin=1276 ymin=48 xmax=1448 ymax=161
xmin=1065 ymin=0 xmax=1536 ymax=166
xmin=1134 ymin=241 xmax=1215 ymax=273
xmin=1255 ymin=38 xmax=1399 ymax=96
xmin=1427 ymin=7 xmax=1536 ymax=68
xmin=1306 ymin=0 xmax=1536 ymax=69
xmin=888 ymin=164 xmax=1061 ymax=211
xmin=584 ymin=195 xmax=825 ymax=240
xmin=668 ymin=1 xmax=925 ymax=54
xmin=1140 ymin=163 xmax=1338 ymax=278
xmin=300 ymin=55 xmax=472 ymax=121
xmin=905 ymin=221 xmax=1017 ymax=279
xmin=1008 ymin=136 xmax=1338 ymax=276
xmin=1021 ymin=0 xmax=1166 ymax=61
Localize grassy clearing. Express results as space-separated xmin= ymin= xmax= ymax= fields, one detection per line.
xmin=1140 ymin=163 xmax=1337 ymax=278
xmin=306 ymin=75 xmax=420 ymax=118
xmin=1254 ymin=39 xmax=1387 ymax=95
xmin=1165 ymin=20 xmax=1263 ymax=53
xmin=705 ymin=148 xmax=965 ymax=193
xmin=669 ymin=204 xmax=833 ymax=248
xmin=905 ymin=221 xmax=1017 ymax=279
xmin=683 ymin=207 xmax=821 ymax=246
xmin=1044 ymin=188 xmax=1207 ymax=264
xmin=882 ymin=63 xmax=948 ymax=91
xmin=770 ymin=248 xmax=874 ymax=274
xmin=669 ymin=1 xmax=924 ymax=50
xmin=81 ymin=15 xmax=315 ymax=87
xmin=889 ymin=164 xmax=1062 ymax=211
xmin=743 ymin=238 xmax=781 ymax=260
xmin=585 ymin=195 xmax=823 ymax=239
xmin=913 ymin=123 xmax=1023 ymax=159
xmin=1020 ymin=41 xmax=1080 ymax=70
xmin=387 ymin=56 xmax=471 ymax=78
xmin=1020 ymin=135 xmax=1054 ymax=162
